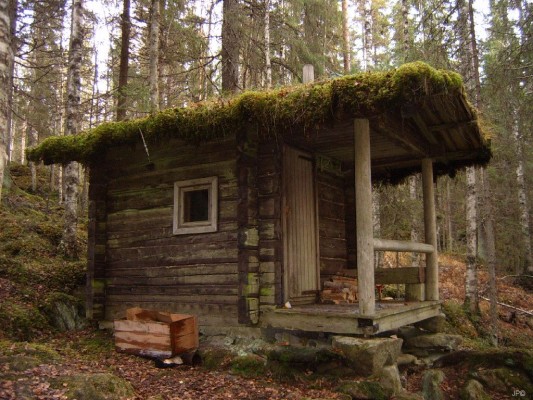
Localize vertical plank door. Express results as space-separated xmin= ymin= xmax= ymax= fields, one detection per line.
xmin=283 ymin=146 xmax=319 ymax=304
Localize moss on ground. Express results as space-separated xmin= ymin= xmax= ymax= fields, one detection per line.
xmin=0 ymin=164 xmax=87 ymax=341
xmin=54 ymin=373 xmax=135 ymax=400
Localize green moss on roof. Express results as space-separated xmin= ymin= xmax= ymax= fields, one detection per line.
xmin=28 ymin=62 xmax=469 ymax=165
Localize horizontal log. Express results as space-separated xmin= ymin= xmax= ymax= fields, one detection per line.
xmin=107 ymin=293 xmax=238 ymax=305
xmin=106 ymin=302 xmax=239 ymax=322
xmin=107 ymin=262 xmax=238 ymax=276
xmin=333 ymin=267 xmax=425 ymax=284
xmin=108 ymin=284 xmax=238 ymax=296
xmin=373 ymin=238 xmax=434 ymax=254
xmin=107 ymin=272 xmax=238 ymax=286
xmin=107 ymin=230 xmax=239 ymax=250
xmin=319 ymin=237 xmax=348 ymax=259
xmin=319 ymin=218 xmax=346 ymax=240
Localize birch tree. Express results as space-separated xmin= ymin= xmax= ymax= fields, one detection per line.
xmin=0 ymin=0 xmax=13 ymax=205
xmin=60 ymin=0 xmax=84 ymax=257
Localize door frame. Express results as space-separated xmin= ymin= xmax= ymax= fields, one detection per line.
xmin=281 ymin=144 xmax=321 ymax=304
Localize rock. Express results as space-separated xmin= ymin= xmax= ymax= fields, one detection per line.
xmin=43 ymin=293 xmax=86 ymax=331
xmin=332 ymin=336 xmax=403 ymax=376
xmin=397 ymin=353 xmax=418 ymax=366
xmin=393 ymin=392 xmax=424 ymax=400
xmin=58 ymin=373 xmax=135 ymax=400
xmin=474 ymin=368 xmax=533 ymax=394
xmin=421 ymin=369 xmax=445 ymax=400
xmin=398 ymin=326 xmax=423 ymax=341
xmin=461 ymin=379 xmax=491 ymax=400
xmin=415 ymin=315 xmax=447 ymax=333
xmin=336 ymin=381 xmax=388 ymax=400
xmin=379 ymin=365 xmax=403 ymax=396
xmin=405 ymin=333 xmax=463 ymax=353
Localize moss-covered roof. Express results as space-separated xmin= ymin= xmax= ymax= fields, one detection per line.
xmin=28 ymin=62 xmax=484 ymax=166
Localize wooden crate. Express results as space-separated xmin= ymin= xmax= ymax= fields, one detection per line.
xmin=114 ymin=308 xmax=199 ymax=359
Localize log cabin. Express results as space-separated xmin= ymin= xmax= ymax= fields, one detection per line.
xmin=28 ymin=62 xmax=490 ymax=336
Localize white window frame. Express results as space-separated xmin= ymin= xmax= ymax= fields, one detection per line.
xmin=173 ymin=176 xmax=218 ymax=235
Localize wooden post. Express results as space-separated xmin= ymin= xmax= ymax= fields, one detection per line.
xmin=303 ymin=64 xmax=314 ymax=84
xmin=422 ymin=158 xmax=439 ymax=300
xmin=354 ymin=118 xmax=375 ymax=315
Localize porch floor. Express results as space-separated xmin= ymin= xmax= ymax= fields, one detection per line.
xmin=261 ymin=300 xmax=441 ymax=335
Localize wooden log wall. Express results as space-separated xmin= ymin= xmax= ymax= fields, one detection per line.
xmin=87 ymin=164 xmax=109 ymax=320
xmin=98 ymin=137 xmax=240 ymax=328
xmin=316 ymin=170 xmax=348 ymax=282
xmin=344 ymin=176 xmax=356 ymax=269
xmin=257 ymin=139 xmax=283 ymax=308
xmin=236 ymin=128 xmax=260 ymax=324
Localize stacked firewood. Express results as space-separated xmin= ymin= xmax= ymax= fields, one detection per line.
xmin=320 ymin=276 xmax=357 ymax=304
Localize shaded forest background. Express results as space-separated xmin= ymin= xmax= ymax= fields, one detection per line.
xmin=0 ymin=0 xmax=532 ymax=275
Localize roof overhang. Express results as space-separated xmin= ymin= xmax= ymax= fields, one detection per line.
xmin=27 ymin=62 xmax=490 ymax=182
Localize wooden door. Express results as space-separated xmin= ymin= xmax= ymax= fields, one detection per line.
xmin=283 ymin=146 xmax=319 ymax=304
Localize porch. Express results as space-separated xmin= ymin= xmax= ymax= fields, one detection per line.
xmin=262 ymin=300 xmax=441 ymax=335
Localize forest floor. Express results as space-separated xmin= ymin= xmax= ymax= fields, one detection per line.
xmin=0 ymin=164 xmax=532 ymax=399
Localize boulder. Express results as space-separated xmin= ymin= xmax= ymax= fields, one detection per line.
xmin=397 ymin=326 xmax=423 ymax=341
xmin=404 ymin=333 xmax=462 ymax=353
xmin=397 ymin=353 xmax=418 ymax=367
xmin=421 ymin=369 xmax=445 ymax=400
xmin=393 ymin=392 xmax=424 ymax=400
xmin=43 ymin=292 xmax=86 ymax=331
xmin=415 ymin=315 xmax=447 ymax=333
xmin=332 ymin=336 xmax=403 ymax=376
xmin=336 ymin=381 xmax=388 ymax=400
xmin=379 ymin=365 xmax=403 ymax=396
xmin=461 ymin=379 xmax=491 ymax=400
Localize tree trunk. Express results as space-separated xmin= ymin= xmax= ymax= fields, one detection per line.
xmin=149 ymin=0 xmax=160 ymax=115
xmin=0 ymin=0 xmax=14 ymax=205
xmin=409 ymin=175 xmax=420 ymax=267
xmin=513 ymin=117 xmax=533 ymax=273
xmin=372 ymin=188 xmax=382 ymax=269
xmin=362 ymin=0 xmax=372 ymax=71
xmin=445 ymin=178 xmax=453 ymax=251
xmin=481 ymin=167 xmax=498 ymax=346
xmin=60 ymin=0 xmax=84 ymax=258
xmin=117 ymin=0 xmax=130 ymax=121
xmin=27 ymin=125 xmax=37 ymax=192
xmin=221 ymin=0 xmax=239 ymax=92
xmin=465 ymin=166 xmax=479 ymax=313
xmin=401 ymin=0 xmax=408 ymax=60
xmin=341 ymin=0 xmax=350 ymax=74
xmin=264 ymin=0 xmax=271 ymax=89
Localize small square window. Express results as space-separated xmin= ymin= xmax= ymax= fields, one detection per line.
xmin=173 ymin=177 xmax=218 ymax=235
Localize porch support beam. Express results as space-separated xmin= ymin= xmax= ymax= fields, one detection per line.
xmin=422 ymin=158 xmax=439 ymax=300
xmin=354 ymin=118 xmax=375 ymax=316
xmin=373 ymin=238 xmax=434 ymax=254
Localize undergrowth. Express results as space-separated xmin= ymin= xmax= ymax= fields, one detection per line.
xmin=0 ymin=164 xmax=87 ymax=341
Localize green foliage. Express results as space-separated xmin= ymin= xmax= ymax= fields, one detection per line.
xmin=55 ymin=373 xmax=135 ymax=400
xmin=0 ymin=301 xmax=49 ymax=341
xmin=441 ymin=300 xmax=480 ymax=342
xmin=0 ymin=166 xmax=87 ymax=341
xmin=230 ymin=355 xmax=267 ymax=378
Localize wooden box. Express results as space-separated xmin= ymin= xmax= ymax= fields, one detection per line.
xmin=114 ymin=308 xmax=199 ymax=359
